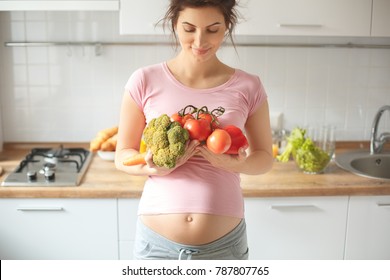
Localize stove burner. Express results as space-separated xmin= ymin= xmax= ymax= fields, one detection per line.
xmin=43 ymin=162 xmax=56 ymax=170
xmin=1 ymin=146 xmax=93 ymax=187
xmin=43 ymin=145 xmax=70 ymax=158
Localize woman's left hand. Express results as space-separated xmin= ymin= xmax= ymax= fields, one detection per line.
xmin=195 ymin=145 xmax=247 ymax=173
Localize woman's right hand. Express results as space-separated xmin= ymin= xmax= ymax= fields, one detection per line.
xmin=144 ymin=140 xmax=201 ymax=176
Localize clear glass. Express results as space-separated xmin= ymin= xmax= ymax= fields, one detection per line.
xmin=294 ymin=125 xmax=335 ymax=174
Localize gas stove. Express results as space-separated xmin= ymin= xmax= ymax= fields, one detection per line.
xmin=1 ymin=146 xmax=92 ymax=187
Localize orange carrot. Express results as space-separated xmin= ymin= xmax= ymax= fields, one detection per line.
xmin=122 ymin=152 xmax=147 ymax=166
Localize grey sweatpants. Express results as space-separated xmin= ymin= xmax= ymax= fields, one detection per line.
xmin=133 ymin=218 xmax=249 ymax=260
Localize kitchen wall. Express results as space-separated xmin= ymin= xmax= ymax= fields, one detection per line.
xmin=0 ymin=11 xmax=390 ymax=143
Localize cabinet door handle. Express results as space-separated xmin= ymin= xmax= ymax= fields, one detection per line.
xmin=278 ymin=23 xmax=323 ymax=28
xmin=17 ymin=206 xmax=64 ymax=212
xmin=270 ymin=204 xmax=318 ymax=210
xmin=377 ymin=203 xmax=390 ymax=207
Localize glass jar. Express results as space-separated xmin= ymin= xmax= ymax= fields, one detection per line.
xmin=294 ymin=125 xmax=335 ymax=174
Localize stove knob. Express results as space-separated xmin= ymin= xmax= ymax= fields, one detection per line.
xmin=44 ymin=170 xmax=55 ymax=181
xmin=27 ymin=171 xmax=37 ymax=181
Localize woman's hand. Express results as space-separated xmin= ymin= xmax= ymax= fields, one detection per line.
xmin=195 ymin=145 xmax=248 ymax=173
xmin=144 ymin=140 xmax=201 ymax=176
xmin=197 ymin=100 xmax=273 ymax=175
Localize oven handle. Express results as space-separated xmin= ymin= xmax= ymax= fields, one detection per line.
xmin=17 ymin=206 xmax=64 ymax=212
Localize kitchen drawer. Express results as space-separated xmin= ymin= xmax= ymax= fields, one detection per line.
xmin=0 ymin=198 xmax=118 ymax=260
xmin=245 ymin=196 xmax=349 ymax=259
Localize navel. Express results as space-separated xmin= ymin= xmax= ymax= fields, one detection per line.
xmin=186 ymin=215 xmax=193 ymax=223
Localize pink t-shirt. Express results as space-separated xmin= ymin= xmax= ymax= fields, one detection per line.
xmin=125 ymin=62 xmax=267 ymax=218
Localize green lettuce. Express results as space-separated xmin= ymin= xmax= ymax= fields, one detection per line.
xmin=295 ymin=138 xmax=330 ymax=173
xmin=277 ymin=127 xmax=331 ymax=173
xmin=276 ymin=127 xmax=306 ymax=162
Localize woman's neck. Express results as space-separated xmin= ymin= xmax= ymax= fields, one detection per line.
xmin=174 ymin=51 xmax=222 ymax=77
xmin=167 ymin=52 xmax=233 ymax=89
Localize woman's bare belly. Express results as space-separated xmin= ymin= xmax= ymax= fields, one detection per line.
xmin=141 ymin=213 xmax=241 ymax=245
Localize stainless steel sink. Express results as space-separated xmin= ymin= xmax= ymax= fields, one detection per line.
xmin=335 ymin=151 xmax=390 ymax=180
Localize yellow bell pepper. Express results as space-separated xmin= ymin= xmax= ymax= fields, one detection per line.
xmin=139 ymin=139 xmax=147 ymax=153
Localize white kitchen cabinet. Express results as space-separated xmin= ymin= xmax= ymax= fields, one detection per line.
xmin=371 ymin=0 xmax=390 ymax=37
xmin=0 ymin=198 xmax=118 ymax=260
xmin=117 ymin=198 xmax=139 ymax=260
xmin=236 ymin=0 xmax=372 ymax=37
xmin=0 ymin=0 xmax=119 ymax=11
xmin=119 ymin=0 xmax=372 ymax=37
xmin=119 ymin=0 xmax=168 ymax=35
xmin=244 ymin=196 xmax=348 ymax=260
xmin=345 ymin=195 xmax=390 ymax=260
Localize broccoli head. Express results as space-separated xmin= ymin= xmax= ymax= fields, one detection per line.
xmin=154 ymin=114 xmax=171 ymax=130
xmin=153 ymin=148 xmax=176 ymax=168
xmin=150 ymin=127 xmax=169 ymax=154
xmin=142 ymin=114 xmax=189 ymax=168
xmin=142 ymin=119 xmax=156 ymax=145
xmin=169 ymin=142 xmax=186 ymax=156
xmin=167 ymin=125 xmax=189 ymax=144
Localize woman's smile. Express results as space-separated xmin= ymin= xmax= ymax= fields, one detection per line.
xmin=192 ymin=47 xmax=211 ymax=56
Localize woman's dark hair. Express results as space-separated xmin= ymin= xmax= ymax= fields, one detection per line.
xmin=160 ymin=0 xmax=239 ymax=48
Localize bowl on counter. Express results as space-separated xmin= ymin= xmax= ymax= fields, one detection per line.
xmin=294 ymin=125 xmax=335 ymax=174
xmin=97 ymin=150 xmax=116 ymax=161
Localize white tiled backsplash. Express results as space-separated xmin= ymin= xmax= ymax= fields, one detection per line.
xmin=0 ymin=11 xmax=390 ymax=143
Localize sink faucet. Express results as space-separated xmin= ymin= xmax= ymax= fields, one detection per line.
xmin=370 ymin=105 xmax=390 ymax=154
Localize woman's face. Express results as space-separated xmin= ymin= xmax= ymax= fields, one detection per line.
xmin=175 ymin=6 xmax=227 ymax=62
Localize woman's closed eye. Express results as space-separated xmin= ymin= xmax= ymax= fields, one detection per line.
xmin=184 ymin=27 xmax=196 ymax=33
xmin=183 ymin=28 xmax=219 ymax=33
xmin=207 ymin=28 xmax=219 ymax=33
xmin=182 ymin=22 xmax=221 ymax=34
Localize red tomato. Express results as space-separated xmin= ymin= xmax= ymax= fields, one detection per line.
xmin=223 ymin=125 xmax=249 ymax=154
xmin=183 ymin=118 xmax=212 ymax=141
xmin=206 ymin=129 xmax=232 ymax=154
xmin=181 ymin=114 xmax=194 ymax=125
xmin=170 ymin=113 xmax=183 ymax=124
xmin=171 ymin=113 xmax=194 ymax=127
xmin=199 ymin=113 xmax=219 ymax=129
xmin=198 ymin=113 xmax=212 ymax=123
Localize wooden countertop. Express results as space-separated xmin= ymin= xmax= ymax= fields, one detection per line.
xmin=0 ymin=142 xmax=389 ymax=198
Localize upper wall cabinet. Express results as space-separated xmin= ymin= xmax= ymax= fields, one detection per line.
xmin=0 ymin=0 xmax=119 ymax=11
xmin=119 ymin=0 xmax=168 ymax=35
xmin=235 ymin=0 xmax=372 ymax=36
xmin=371 ymin=0 xmax=390 ymax=37
xmin=119 ymin=0 xmax=387 ymax=38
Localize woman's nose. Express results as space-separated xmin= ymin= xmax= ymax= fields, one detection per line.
xmin=193 ymin=31 xmax=206 ymax=47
